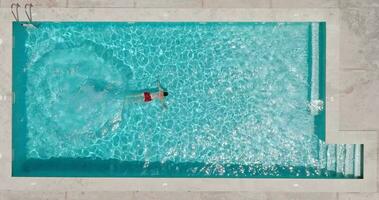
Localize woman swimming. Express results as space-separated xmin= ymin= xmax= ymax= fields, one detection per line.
xmin=81 ymin=79 xmax=169 ymax=108
xmin=143 ymin=82 xmax=168 ymax=102
xmin=126 ymin=81 xmax=169 ymax=109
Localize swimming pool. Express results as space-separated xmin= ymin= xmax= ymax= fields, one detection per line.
xmin=12 ymin=22 xmax=362 ymax=178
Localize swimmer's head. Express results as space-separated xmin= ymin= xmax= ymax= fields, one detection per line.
xmin=163 ymin=91 xmax=169 ymax=96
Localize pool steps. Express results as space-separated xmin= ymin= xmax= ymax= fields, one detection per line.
xmin=311 ymin=22 xmax=361 ymax=179
xmin=344 ymin=144 xmax=355 ymax=176
xmin=324 ymin=144 xmax=362 ymax=178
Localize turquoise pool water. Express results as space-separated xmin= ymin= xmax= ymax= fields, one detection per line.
xmin=13 ymin=22 xmax=362 ymax=178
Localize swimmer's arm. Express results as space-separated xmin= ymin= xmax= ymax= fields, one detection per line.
xmin=161 ymin=100 xmax=168 ymax=109
xmin=157 ymin=81 xmax=163 ymax=91
xmin=158 ymin=96 xmax=168 ymax=109
xmin=157 ymin=81 xmax=167 ymax=109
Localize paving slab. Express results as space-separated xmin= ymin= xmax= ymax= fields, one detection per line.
xmin=203 ymin=0 xmax=270 ymax=8
xmin=199 ymin=192 xmax=267 ymax=200
xmin=1 ymin=0 xmax=67 ymax=8
xmin=133 ymin=192 xmax=201 ymax=200
xmin=272 ymin=0 xmax=338 ymax=8
xmin=66 ymin=191 xmax=135 ymax=200
xmin=0 ymin=190 xmax=65 ymax=200
xmin=68 ymin=0 xmax=134 ymax=8
xmin=266 ymin=192 xmax=337 ymax=200
xmin=339 ymin=69 xmax=379 ymax=130
xmin=340 ymin=0 xmax=379 ymax=8
xmin=340 ymin=8 xmax=379 ymax=69
xmin=65 ymin=192 xmax=338 ymax=200
xmin=338 ymin=192 xmax=379 ymax=200
xmin=135 ymin=0 xmax=203 ymax=8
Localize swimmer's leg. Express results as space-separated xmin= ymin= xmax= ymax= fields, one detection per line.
xmin=124 ymin=93 xmax=144 ymax=104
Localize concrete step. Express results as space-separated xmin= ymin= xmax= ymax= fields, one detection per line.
xmin=354 ymin=144 xmax=362 ymax=178
xmin=344 ymin=144 xmax=355 ymax=177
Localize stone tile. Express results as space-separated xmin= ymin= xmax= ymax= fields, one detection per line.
xmin=203 ymin=0 xmax=270 ymax=8
xmin=199 ymin=192 xmax=337 ymax=200
xmin=341 ymin=0 xmax=379 ymax=8
xmin=200 ymin=192 xmax=267 ymax=200
xmin=0 ymin=190 xmax=65 ymax=200
xmin=0 ymin=104 xmax=11 ymax=129
xmin=1 ymin=0 xmax=67 ymax=7
xmin=338 ymin=193 xmax=379 ymax=200
xmin=0 ymin=73 xmax=11 ymax=93
xmin=134 ymin=192 xmax=201 ymax=200
xmin=68 ymin=0 xmax=134 ymax=8
xmin=67 ymin=192 xmax=201 ymax=200
xmin=339 ymin=69 xmax=379 ymax=130
xmin=272 ymin=0 xmax=338 ymax=8
xmin=266 ymin=193 xmax=337 ymax=200
xmin=67 ymin=191 xmax=135 ymax=200
xmin=135 ymin=0 xmax=203 ymax=8
xmin=340 ymin=8 xmax=379 ymax=69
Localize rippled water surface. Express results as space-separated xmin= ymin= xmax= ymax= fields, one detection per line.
xmin=19 ymin=22 xmax=327 ymax=177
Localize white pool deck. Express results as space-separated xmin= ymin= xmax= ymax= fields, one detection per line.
xmin=0 ymin=0 xmax=378 ymax=199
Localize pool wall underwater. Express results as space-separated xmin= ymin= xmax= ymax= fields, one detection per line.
xmin=0 ymin=8 xmax=377 ymax=192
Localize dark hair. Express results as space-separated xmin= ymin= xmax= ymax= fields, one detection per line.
xmin=163 ymin=91 xmax=169 ymax=96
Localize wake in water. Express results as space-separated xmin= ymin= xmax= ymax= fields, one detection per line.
xmin=25 ymin=41 xmax=136 ymax=152
xmin=308 ymin=99 xmax=324 ymax=115
xmin=24 ymin=22 xmax=330 ymax=177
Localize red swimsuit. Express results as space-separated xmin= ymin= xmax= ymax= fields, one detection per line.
xmin=143 ymin=92 xmax=152 ymax=102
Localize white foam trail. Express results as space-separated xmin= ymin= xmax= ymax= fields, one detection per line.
xmin=311 ymin=23 xmax=319 ymax=102
xmin=309 ymin=23 xmax=323 ymax=115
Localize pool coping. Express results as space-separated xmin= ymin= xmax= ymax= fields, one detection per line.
xmin=0 ymin=8 xmax=377 ymax=192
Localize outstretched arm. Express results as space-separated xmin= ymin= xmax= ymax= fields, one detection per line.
xmin=161 ymin=101 xmax=168 ymax=110
xmin=157 ymin=81 xmax=163 ymax=91
xmin=159 ymin=92 xmax=168 ymax=110
xmin=157 ymin=81 xmax=168 ymax=109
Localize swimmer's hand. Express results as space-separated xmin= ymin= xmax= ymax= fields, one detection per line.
xmin=161 ymin=101 xmax=168 ymax=110
xmin=157 ymin=81 xmax=167 ymax=109
xmin=157 ymin=81 xmax=163 ymax=91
